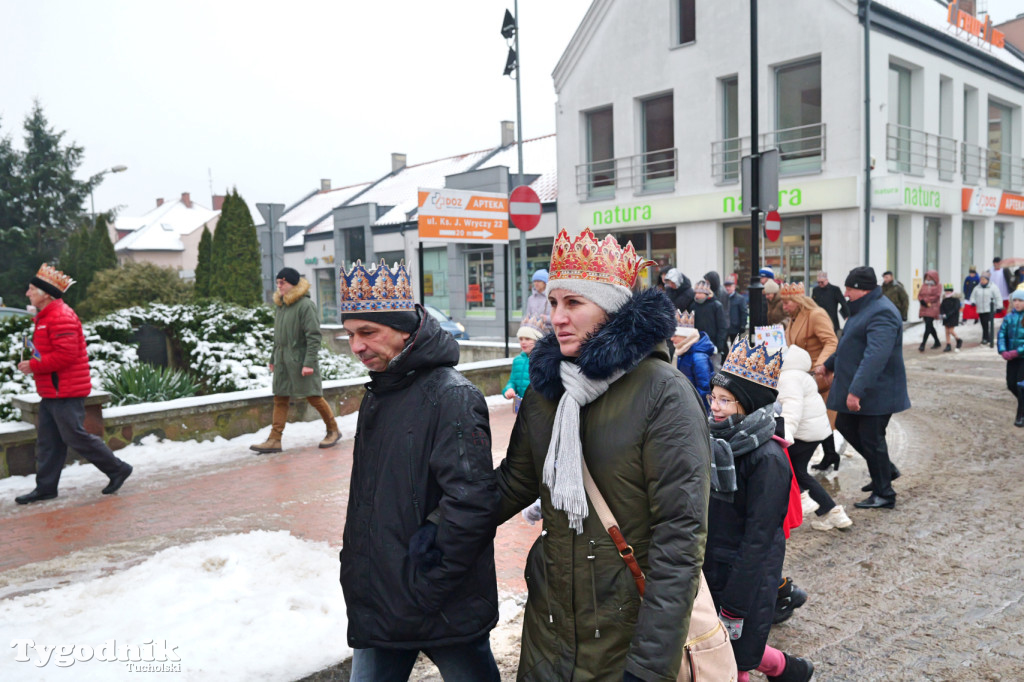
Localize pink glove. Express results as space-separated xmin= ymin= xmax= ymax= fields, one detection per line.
xmin=1001 ymin=350 xmax=1019 ymax=360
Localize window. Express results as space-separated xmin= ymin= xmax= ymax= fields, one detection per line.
xmin=464 ymin=248 xmax=495 ymax=312
xmin=641 ymin=93 xmax=675 ymax=190
xmin=888 ymin=65 xmax=912 ymax=174
xmin=988 ymin=101 xmax=1013 ymax=189
xmin=722 ymin=77 xmax=740 ymax=182
xmin=886 ymin=215 xmax=900 ymax=281
xmin=775 ymin=59 xmax=822 ymax=173
xmin=316 ymin=268 xmax=337 ymax=323
xmin=586 ymin=107 xmax=615 ymax=198
xmin=343 ymin=227 xmax=365 ymax=264
xmin=509 ymin=240 xmax=552 ymax=312
xmin=924 ymin=218 xmax=940 ymax=274
xmin=938 ymin=77 xmax=955 ymax=181
xmin=422 ymin=246 xmax=449 ymax=311
xmin=961 ymin=221 xmax=974 ymax=286
xmin=995 ymin=222 xmax=1008 ymax=262
xmin=678 ymin=0 xmax=696 ymax=45
xmin=725 ymin=216 xmax=821 ymax=289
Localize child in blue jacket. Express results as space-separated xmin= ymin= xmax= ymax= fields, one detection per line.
xmin=672 ymin=311 xmax=716 ymax=413
xmin=503 ymin=315 xmax=546 ymax=405
xmin=998 ymin=288 xmax=1024 ymax=427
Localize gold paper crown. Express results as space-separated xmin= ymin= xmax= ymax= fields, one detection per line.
xmin=694 ymin=279 xmax=712 ymax=296
xmin=780 ymin=281 xmax=805 ymax=298
xmin=339 ymin=260 xmax=415 ymax=313
xmin=548 ymin=228 xmax=656 ymax=289
xmin=721 ymin=338 xmax=784 ymax=389
xmin=675 ymin=310 xmax=695 ymax=328
xmin=32 ymin=263 xmax=75 ymax=295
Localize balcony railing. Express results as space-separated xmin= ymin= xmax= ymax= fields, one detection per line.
xmin=711 ymin=122 xmax=826 ymax=184
xmin=885 ymin=123 xmax=958 ymax=180
xmin=576 ymin=147 xmax=678 ymax=198
xmin=961 ymin=141 xmax=1024 ymax=192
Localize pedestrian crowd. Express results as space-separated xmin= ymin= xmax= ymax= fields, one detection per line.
xmin=12 ymin=233 xmax=1024 ymax=682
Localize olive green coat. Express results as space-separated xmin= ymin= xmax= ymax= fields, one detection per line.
xmin=496 ymin=289 xmax=711 ymax=682
xmin=271 ymin=278 xmax=322 ymax=398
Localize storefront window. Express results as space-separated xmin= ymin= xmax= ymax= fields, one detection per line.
xmin=887 ymin=215 xmax=900 ymax=281
xmin=995 ymin=222 xmax=1008 ymax=262
xmin=725 ymin=215 xmax=821 ymax=289
xmin=316 ymin=268 xmax=337 ymax=323
xmin=924 ymin=217 xmax=940 ymax=274
xmin=961 ymin=221 xmax=974 ymax=285
xmin=509 ymin=241 xmax=552 ymax=313
xmin=422 ymin=246 xmax=449 ymax=311
xmin=376 ymin=250 xmax=404 ymax=267
xmin=465 ymin=248 xmax=495 ymax=313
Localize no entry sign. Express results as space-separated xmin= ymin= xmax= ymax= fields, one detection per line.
xmin=764 ymin=210 xmax=781 ymax=242
xmin=509 ymin=185 xmax=541 ymax=232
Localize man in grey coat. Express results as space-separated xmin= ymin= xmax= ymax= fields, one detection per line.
xmin=817 ymin=266 xmax=910 ymax=509
xmin=250 ymin=267 xmax=339 ymax=453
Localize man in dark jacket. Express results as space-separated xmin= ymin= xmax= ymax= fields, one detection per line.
xmin=881 ymin=271 xmax=909 ymax=322
xmin=724 ymin=275 xmax=748 ymax=344
xmin=811 ymin=271 xmax=849 ymax=332
xmin=818 ymin=266 xmax=910 ymax=510
xmin=338 ymin=261 xmax=500 ymax=681
xmin=705 ymin=270 xmax=730 ymax=318
xmin=15 ymin=264 xmax=134 ymax=504
xmin=661 ymin=267 xmax=694 ymax=313
xmin=693 ymin=279 xmax=729 ymax=363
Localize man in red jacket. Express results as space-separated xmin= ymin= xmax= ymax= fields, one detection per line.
xmin=14 ymin=264 xmax=133 ymax=504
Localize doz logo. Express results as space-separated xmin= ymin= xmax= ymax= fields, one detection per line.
xmin=429 ymin=191 xmax=463 ymax=210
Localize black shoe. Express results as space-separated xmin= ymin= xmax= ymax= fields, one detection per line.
xmin=943 ymin=344 xmax=952 ymax=352
xmin=811 ymin=451 xmax=840 ymax=471
xmin=773 ymin=577 xmax=807 ymax=624
xmin=767 ymin=653 xmax=815 ymax=682
xmin=15 ymin=489 xmax=58 ymax=505
xmin=956 ymin=338 xmax=963 ymax=350
xmin=861 ymin=465 xmax=900 ymax=491
xmin=918 ymin=342 xmax=926 ymax=352
xmin=102 ymin=464 xmax=133 ymax=495
xmin=854 ymin=494 xmax=896 ymax=509
xmin=931 ymin=341 xmax=942 ymax=349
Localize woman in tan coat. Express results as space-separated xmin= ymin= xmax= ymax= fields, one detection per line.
xmin=781 ymin=282 xmax=842 ymax=470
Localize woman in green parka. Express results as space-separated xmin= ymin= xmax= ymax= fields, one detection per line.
xmin=494 ymin=229 xmax=711 ymax=682
xmin=250 ymin=268 xmax=339 ymax=453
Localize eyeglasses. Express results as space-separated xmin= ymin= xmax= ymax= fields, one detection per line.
xmin=705 ymin=395 xmax=738 ymax=408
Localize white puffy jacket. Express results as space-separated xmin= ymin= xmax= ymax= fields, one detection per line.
xmin=777 ymin=345 xmax=832 ymax=444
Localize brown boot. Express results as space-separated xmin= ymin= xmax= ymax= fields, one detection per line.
xmin=308 ymin=396 xmax=341 ymax=448
xmin=319 ymin=429 xmax=341 ymax=448
xmin=251 ymin=396 xmax=289 ymax=453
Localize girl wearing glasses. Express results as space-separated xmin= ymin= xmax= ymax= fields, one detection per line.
xmin=704 ymin=340 xmax=814 ymax=682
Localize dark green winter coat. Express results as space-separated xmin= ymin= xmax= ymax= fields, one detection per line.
xmin=495 ymin=288 xmax=711 ymax=682
xmin=271 ymin=277 xmax=322 ymax=398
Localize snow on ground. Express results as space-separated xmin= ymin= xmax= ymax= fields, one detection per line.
xmin=0 ymin=393 xmax=522 ymax=681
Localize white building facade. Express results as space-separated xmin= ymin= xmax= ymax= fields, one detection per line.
xmin=553 ymin=0 xmax=1024 ymax=312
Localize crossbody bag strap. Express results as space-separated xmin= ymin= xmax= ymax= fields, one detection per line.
xmin=581 ymin=458 xmax=646 ymax=597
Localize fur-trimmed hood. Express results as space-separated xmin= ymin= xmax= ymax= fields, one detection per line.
xmin=273 ymin=277 xmax=311 ymax=306
xmin=529 ymin=287 xmax=676 ymax=401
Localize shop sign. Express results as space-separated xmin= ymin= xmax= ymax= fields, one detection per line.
xmin=423 ymin=273 xmax=434 ymax=297
xmin=962 ymin=187 xmax=1024 ymax=217
xmin=321 ymin=255 xmax=335 ymax=264
xmin=584 ymin=177 xmax=857 ymax=228
xmin=417 ymin=187 xmax=509 ymax=242
xmin=947 ymin=2 xmax=1005 ymax=49
xmin=304 ymin=257 xmax=318 ymax=264
xmin=872 ymin=176 xmax=955 ymax=214
xmin=466 ymin=284 xmax=483 ymax=303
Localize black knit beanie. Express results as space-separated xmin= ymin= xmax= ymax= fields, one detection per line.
xmin=844 ymin=266 xmax=878 ymax=291
xmin=341 ymin=309 xmax=421 ymax=335
xmin=711 ymin=371 xmax=778 ymax=414
xmin=276 ymin=267 xmax=301 ymax=285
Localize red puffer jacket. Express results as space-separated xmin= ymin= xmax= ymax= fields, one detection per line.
xmin=28 ymin=299 xmax=94 ymax=399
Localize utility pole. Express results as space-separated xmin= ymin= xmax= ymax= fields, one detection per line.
xmin=748 ymin=0 xmax=764 ymax=335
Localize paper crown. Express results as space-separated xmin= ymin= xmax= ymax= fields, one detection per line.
xmin=675 ymin=310 xmax=695 ymax=328
xmin=780 ymin=281 xmax=805 ymax=298
xmin=943 ymin=283 xmax=954 ymax=291
xmin=548 ymin=228 xmax=655 ymax=290
xmin=339 ymin=260 xmax=415 ymax=313
xmin=31 ymin=263 xmax=75 ymax=297
xmin=694 ymin=279 xmax=712 ymax=296
xmin=520 ymin=313 xmax=549 ymax=334
xmin=721 ymin=338 xmax=784 ymax=390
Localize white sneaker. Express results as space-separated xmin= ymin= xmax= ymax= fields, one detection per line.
xmin=801 ymin=490 xmax=819 ymax=516
xmin=811 ymin=505 xmax=853 ymax=531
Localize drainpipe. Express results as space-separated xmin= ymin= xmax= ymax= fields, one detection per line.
xmin=864 ymin=0 xmax=872 ymax=265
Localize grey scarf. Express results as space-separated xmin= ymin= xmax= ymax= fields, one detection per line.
xmin=542 ymin=363 xmax=625 ymax=534
xmin=707 ymin=405 xmax=778 ymax=501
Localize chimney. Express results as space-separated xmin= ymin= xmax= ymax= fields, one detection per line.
xmin=320 ymin=179 xmax=331 ymax=192
xmin=501 ymin=120 xmax=515 ymax=147
xmin=212 ymin=195 xmax=226 ymax=211
xmin=959 ymin=0 xmax=976 ymax=16
xmin=156 ymin=198 xmax=164 ymax=207
xmin=181 ymin=192 xmax=192 ymax=208
xmin=391 ymin=153 xmax=407 ymax=173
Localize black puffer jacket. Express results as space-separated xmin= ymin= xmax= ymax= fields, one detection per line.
xmin=496 ymin=288 xmax=711 ymax=681
xmin=704 ymin=432 xmax=790 ymax=671
xmin=340 ymin=309 xmax=499 ymax=649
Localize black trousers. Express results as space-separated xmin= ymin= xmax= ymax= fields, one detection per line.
xmin=788 ymin=439 xmax=836 ymax=515
xmin=979 ymin=312 xmax=993 ymax=344
xmin=1006 ymin=357 xmax=1024 ymax=396
xmin=35 ymin=397 xmax=126 ymax=494
xmin=921 ymin=318 xmax=940 ymax=346
xmin=835 ymin=412 xmax=896 ymax=500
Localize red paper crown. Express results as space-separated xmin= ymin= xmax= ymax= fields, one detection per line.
xmin=780 ymin=281 xmax=805 ymax=298
xmin=548 ymin=228 xmax=655 ymax=289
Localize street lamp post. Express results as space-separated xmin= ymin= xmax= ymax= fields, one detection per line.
xmin=90 ymin=165 xmax=128 ymax=220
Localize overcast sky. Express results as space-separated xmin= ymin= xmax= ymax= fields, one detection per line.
xmin=1 ymin=0 xmax=1021 ymax=219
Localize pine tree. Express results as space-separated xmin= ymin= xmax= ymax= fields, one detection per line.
xmin=195 ymin=226 xmax=214 ymax=299
xmin=91 ymin=213 xmax=118 ymax=273
xmin=209 ymin=189 xmax=262 ymax=306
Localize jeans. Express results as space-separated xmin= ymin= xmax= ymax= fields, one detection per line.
xmin=35 ymin=397 xmax=126 ymax=494
xmin=835 ymin=412 xmax=895 ymax=499
xmin=349 ymin=635 xmax=500 ymax=682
